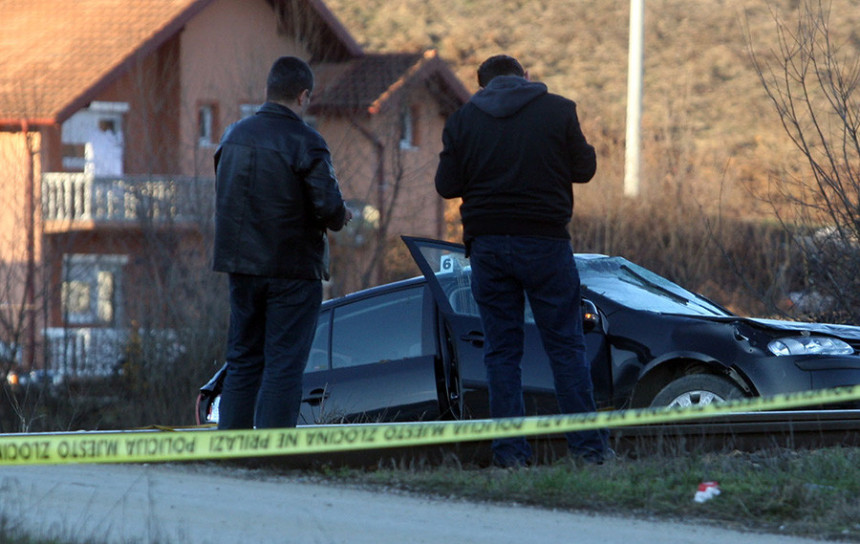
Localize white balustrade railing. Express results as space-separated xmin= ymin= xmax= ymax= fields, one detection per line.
xmin=43 ymin=327 xmax=127 ymax=378
xmin=43 ymin=327 xmax=184 ymax=379
xmin=41 ymin=173 xmax=214 ymax=224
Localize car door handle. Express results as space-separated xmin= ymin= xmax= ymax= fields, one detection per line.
xmin=303 ymin=388 xmax=330 ymax=406
xmin=460 ymin=331 xmax=484 ymax=347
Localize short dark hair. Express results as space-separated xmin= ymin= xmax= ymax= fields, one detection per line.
xmin=266 ymin=56 xmax=314 ymax=103
xmin=477 ymin=55 xmax=525 ymax=88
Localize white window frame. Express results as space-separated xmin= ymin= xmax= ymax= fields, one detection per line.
xmin=399 ymin=108 xmax=415 ymax=150
xmin=198 ymin=104 xmax=216 ymax=146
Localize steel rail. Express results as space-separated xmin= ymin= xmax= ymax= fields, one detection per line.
xmin=610 ymin=409 xmax=860 ymax=455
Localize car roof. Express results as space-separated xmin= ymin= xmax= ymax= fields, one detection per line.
xmin=322 ymin=275 xmax=426 ymax=307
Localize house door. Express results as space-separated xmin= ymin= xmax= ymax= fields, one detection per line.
xmin=61 ymin=101 xmax=127 ymax=176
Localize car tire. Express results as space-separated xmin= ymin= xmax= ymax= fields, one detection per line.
xmin=650 ymin=374 xmax=746 ymax=408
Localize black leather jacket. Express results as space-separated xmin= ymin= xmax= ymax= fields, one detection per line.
xmin=213 ymin=102 xmax=347 ymax=280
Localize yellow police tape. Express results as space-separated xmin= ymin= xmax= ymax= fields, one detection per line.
xmin=1 ymin=384 xmax=860 ymax=466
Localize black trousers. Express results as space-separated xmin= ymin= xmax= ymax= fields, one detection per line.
xmin=218 ymin=274 xmax=322 ymax=429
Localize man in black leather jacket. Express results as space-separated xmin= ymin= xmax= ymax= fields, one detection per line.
xmin=435 ymin=55 xmax=608 ymax=466
xmin=213 ymin=56 xmax=351 ymax=430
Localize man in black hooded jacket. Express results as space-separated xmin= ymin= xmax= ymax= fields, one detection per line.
xmin=435 ymin=54 xmax=608 ymax=466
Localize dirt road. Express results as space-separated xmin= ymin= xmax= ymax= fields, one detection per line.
xmin=0 ymin=463 xmax=832 ymax=543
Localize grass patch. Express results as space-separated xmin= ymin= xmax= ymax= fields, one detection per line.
xmin=310 ymin=447 xmax=860 ymax=542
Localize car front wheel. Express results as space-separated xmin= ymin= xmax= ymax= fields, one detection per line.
xmin=650 ymin=374 xmax=746 ymax=408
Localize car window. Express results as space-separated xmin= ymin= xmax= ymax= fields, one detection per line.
xmin=306 ymin=309 xmax=331 ymax=373
xmin=411 ymin=243 xmax=471 ymax=302
xmin=415 ymin=243 xmax=545 ymax=323
xmin=330 ymin=287 xmax=426 ymax=369
xmin=577 ymin=257 xmax=730 ymax=316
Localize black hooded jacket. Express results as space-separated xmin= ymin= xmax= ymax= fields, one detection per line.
xmin=435 ymin=76 xmax=596 ymax=243
xmin=212 ymin=102 xmax=347 ymax=280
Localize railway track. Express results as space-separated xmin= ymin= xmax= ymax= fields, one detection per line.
xmin=251 ymin=409 xmax=860 ymax=470
xmin=610 ymin=409 xmax=860 ymax=453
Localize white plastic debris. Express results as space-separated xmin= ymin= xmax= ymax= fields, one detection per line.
xmin=693 ymin=481 xmax=721 ymax=503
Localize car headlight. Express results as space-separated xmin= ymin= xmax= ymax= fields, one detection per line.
xmin=768 ymin=336 xmax=855 ymax=356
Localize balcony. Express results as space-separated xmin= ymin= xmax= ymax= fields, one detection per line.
xmin=44 ymin=327 xmax=127 ymax=378
xmin=42 ymin=173 xmax=214 ymax=229
xmin=44 ymin=327 xmax=184 ymax=380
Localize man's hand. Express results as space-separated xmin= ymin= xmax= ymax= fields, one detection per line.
xmin=343 ymin=206 xmax=354 ymax=227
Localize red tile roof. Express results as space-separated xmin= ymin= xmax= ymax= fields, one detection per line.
xmin=0 ymin=0 xmax=214 ymax=124
xmin=0 ymin=0 xmax=364 ymax=125
xmin=310 ymin=50 xmax=470 ymax=116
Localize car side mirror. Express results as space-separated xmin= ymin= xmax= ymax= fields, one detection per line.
xmin=582 ymin=299 xmax=600 ymax=333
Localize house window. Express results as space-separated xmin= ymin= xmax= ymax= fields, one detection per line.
xmin=399 ymin=105 xmax=420 ymax=150
xmin=306 ymin=309 xmax=330 ymax=372
xmin=97 ymin=271 xmax=115 ymax=323
xmin=62 ymin=254 xmax=127 ymax=326
xmin=198 ymin=103 xmax=218 ymax=146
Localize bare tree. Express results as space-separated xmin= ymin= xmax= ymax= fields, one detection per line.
xmin=327 ymin=103 xmax=442 ymax=295
xmin=746 ymin=0 xmax=860 ymax=322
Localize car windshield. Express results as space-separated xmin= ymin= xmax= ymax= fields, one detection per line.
xmin=577 ymin=256 xmax=731 ymax=316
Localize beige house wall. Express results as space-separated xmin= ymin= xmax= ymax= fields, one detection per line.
xmin=179 ymin=0 xmax=308 ymax=177
xmin=95 ymin=39 xmax=183 ymax=175
xmin=0 ymin=132 xmax=34 ymax=263
xmin=0 ymin=132 xmax=28 ymax=341
xmin=320 ymin=102 xmax=447 ymax=239
xmin=384 ymin=85 xmax=449 ymax=241
xmin=317 ymin=85 xmax=452 ymax=291
xmin=0 ymin=130 xmax=45 ymax=356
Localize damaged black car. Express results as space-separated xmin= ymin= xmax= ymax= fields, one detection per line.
xmin=197 ymin=236 xmax=860 ymax=426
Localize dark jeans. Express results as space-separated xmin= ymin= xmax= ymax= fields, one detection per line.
xmin=469 ymin=235 xmax=608 ymax=466
xmin=218 ymin=274 xmax=322 ymax=430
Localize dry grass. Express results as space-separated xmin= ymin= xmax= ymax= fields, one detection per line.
xmin=318 ymin=446 xmax=860 ymax=542
xmin=325 ymin=0 xmax=859 ymax=216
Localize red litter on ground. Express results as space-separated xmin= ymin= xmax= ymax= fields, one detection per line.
xmin=694 ymin=481 xmax=721 ymax=503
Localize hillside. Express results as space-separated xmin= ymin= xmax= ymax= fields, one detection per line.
xmin=324 ymin=0 xmax=860 ymax=216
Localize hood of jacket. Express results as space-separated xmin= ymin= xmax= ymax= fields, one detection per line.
xmin=469 ymin=75 xmax=548 ymax=118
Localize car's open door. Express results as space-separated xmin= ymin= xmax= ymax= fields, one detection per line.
xmin=402 ymin=236 xmax=485 ymax=418
xmin=402 ymin=236 xmax=608 ymax=418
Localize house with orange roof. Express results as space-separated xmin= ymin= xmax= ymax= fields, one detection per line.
xmin=0 ymin=0 xmax=469 ymax=379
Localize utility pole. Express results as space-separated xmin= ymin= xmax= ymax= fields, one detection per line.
xmin=624 ymin=0 xmax=644 ymax=197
